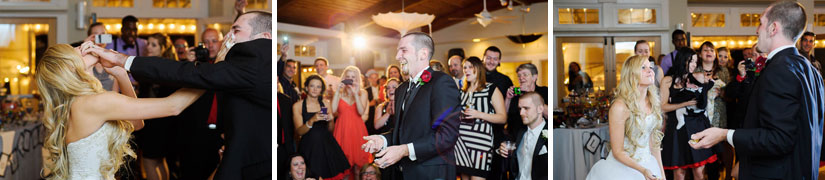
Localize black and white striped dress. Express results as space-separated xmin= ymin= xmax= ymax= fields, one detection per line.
xmin=454 ymin=82 xmax=496 ymax=176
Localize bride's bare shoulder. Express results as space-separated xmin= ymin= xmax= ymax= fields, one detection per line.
xmin=71 ymin=92 xmax=121 ymax=119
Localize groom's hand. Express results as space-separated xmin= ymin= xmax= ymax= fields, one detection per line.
xmin=82 ymin=44 xmax=129 ymax=68
xmin=362 ymin=135 xmax=384 ymax=154
xmin=689 ymin=127 xmax=729 ymax=149
xmin=375 ymin=144 xmax=409 ymax=169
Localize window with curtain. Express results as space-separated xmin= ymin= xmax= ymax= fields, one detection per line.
xmin=92 ymin=0 xmax=133 ymax=7
xmin=559 ymin=8 xmax=599 ymax=24
xmin=617 ymin=8 xmax=656 ymax=24
xmin=740 ymin=13 xmax=761 ymax=27
xmin=691 ymin=13 xmax=725 ymax=27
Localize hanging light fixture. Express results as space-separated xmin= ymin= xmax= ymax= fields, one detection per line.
xmin=371 ymin=0 xmax=435 ymax=35
xmin=506 ymin=5 xmax=542 ymax=47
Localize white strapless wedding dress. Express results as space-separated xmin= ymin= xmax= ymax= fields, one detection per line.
xmin=67 ymin=123 xmax=115 ymax=180
xmin=586 ymin=114 xmax=662 ymax=180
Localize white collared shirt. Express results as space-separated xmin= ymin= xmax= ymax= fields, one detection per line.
xmin=766 ymin=45 xmax=796 ymax=60
xmin=518 ymin=120 xmax=546 ymax=180
xmin=726 ymin=44 xmax=796 ymax=148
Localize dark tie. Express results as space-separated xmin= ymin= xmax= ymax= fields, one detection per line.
xmin=402 ymin=81 xmax=414 ymax=111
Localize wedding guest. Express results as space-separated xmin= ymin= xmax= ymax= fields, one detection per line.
xmin=173 ymin=38 xmax=188 ymax=61
xmin=288 ymin=154 xmax=319 ymax=180
xmin=567 ymin=62 xmax=593 ymax=93
xmin=364 ymin=69 xmax=381 ymax=135
xmin=386 ymin=64 xmax=403 ymax=82
xmin=293 ymin=75 xmax=350 ymax=179
xmin=373 ymin=78 xmax=400 ymax=134
xmin=448 ymin=48 xmax=466 ymax=88
xmin=635 ymin=40 xmax=664 ymax=87
xmin=134 ymin=33 xmax=179 ymax=180
xmin=332 ymin=66 xmax=373 ymax=179
xmin=455 ymin=57 xmax=507 ymax=180
xmin=661 ymin=30 xmax=688 ymax=74
xmin=499 ymin=92 xmax=549 ymax=180
xmin=697 ymin=41 xmax=728 ymax=180
xmin=203 ymin=28 xmax=223 ymax=61
xmin=315 ymin=57 xmax=340 ymax=100
xmin=106 ymin=15 xmax=146 ymax=56
xmin=77 ymin=22 xmax=120 ymax=92
xmin=798 ymin=31 xmax=821 ymax=71
xmin=716 ymin=47 xmax=734 ymax=84
xmin=482 ymin=46 xmax=513 ymax=94
xmin=660 ymin=47 xmax=716 ymax=180
xmin=505 ymin=63 xmax=549 ymax=136
xmin=715 ymin=46 xmax=737 ymax=180
xmin=430 ymin=60 xmax=445 ymax=72
xmin=360 ymin=163 xmax=381 ymax=180
xmin=377 ymin=75 xmax=387 ymax=103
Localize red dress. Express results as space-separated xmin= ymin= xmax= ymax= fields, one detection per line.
xmin=333 ymin=98 xmax=373 ymax=167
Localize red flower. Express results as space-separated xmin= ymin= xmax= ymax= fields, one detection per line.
xmin=422 ymin=70 xmax=432 ymax=83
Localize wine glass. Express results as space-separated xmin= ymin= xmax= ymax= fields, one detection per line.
xmin=503 ymin=141 xmax=517 ymax=157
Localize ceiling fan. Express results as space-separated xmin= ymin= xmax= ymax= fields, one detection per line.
xmin=447 ymin=0 xmax=515 ymax=27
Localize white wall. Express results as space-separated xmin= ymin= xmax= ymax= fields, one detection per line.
xmin=277 ymin=22 xmax=400 ymax=73
xmin=432 ymin=2 xmax=549 ymax=63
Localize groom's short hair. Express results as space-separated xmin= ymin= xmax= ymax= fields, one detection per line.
xmin=402 ymin=32 xmax=434 ymax=61
xmin=766 ymin=1 xmax=807 ymax=42
xmin=520 ymin=92 xmax=545 ymax=106
xmin=243 ymin=11 xmax=272 ymax=36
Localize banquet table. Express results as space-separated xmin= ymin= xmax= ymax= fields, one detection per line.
xmin=0 ymin=121 xmax=44 ymax=180
xmin=553 ymin=125 xmax=610 ymax=180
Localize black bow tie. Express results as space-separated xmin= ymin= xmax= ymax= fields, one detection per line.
xmin=122 ymin=44 xmax=135 ymax=49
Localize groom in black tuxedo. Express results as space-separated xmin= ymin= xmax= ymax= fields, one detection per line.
xmin=690 ymin=1 xmax=825 ymax=179
xmin=362 ymin=32 xmax=461 ymax=179
xmin=85 ymin=11 xmax=273 ymax=180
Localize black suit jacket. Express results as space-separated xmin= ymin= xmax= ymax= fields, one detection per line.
xmin=506 ymin=121 xmax=548 ymax=180
xmin=130 ymin=39 xmax=272 ymax=179
xmin=382 ymin=67 xmax=461 ymax=179
xmin=733 ymin=47 xmax=824 ymax=180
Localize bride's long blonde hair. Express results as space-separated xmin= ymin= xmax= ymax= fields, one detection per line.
xmin=35 ymin=44 xmax=135 ymax=179
xmin=614 ymin=55 xmax=664 ymax=159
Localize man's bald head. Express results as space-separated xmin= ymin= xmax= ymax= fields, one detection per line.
xmin=202 ymin=28 xmax=223 ymax=58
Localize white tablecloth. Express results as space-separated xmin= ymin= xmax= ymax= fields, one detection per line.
xmin=553 ymin=125 xmax=610 ymax=180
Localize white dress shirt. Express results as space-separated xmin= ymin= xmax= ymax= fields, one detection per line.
xmin=518 ymin=120 xmax=546 ymax=180
xmin=726 ymin=44 xmax=795 ymax=148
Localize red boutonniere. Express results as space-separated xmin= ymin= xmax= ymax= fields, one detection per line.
xmin=418 ymin=70 xmax=432 ymax=86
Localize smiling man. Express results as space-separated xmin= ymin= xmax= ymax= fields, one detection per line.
xmin=361 ymin=32 xmax=461 ymax=179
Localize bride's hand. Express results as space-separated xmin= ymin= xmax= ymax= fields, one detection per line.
xmin=642 ymin=169 xmax=658 ymax=180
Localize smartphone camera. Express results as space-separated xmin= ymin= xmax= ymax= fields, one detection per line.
xmin=514 ymin=87 xmax=522 ymax=95
xmin=341 ymin=79 xmax=354 ymax=85
xmin=95 ymin=34 xmax=112 ymax=44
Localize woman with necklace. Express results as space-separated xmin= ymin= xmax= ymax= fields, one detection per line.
xmin=660 ymin=47 xmax=716 ymax=180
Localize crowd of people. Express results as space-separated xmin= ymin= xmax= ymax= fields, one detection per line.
xmin=584 ymin=1 xmax=825 ymax=180
xmin=277 ymin=33 xmax=549 ymax=179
